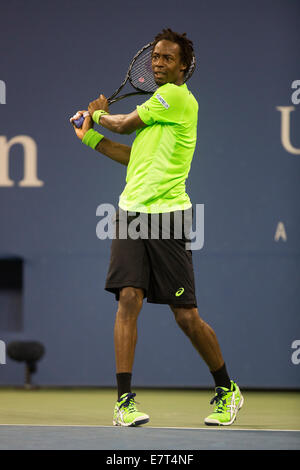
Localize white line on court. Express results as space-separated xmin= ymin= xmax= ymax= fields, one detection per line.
xmin=0 ymin=424 xmax=299 ymax=432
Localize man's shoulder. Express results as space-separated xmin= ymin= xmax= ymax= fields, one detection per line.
xmin=155 ymin=83 xmax=198 ymax=106
xmin=155 ymin=83 xmax=186 ymax=97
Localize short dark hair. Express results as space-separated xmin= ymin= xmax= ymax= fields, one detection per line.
xmin=152 ymin=28 xmax=194 ymax=70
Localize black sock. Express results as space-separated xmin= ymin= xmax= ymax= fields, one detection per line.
xmin=211 ymin=363 xmax=231 ymax=389
xmin=116 ymin=373 xmax=132 ymax=400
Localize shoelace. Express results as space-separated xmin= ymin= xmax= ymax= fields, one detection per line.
xmin=210 ymin=389 xmax=228 ymax=413
xmin=120 ymin=393 xmax=139 ymax=413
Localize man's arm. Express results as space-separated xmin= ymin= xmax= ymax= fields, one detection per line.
xmin=70 ymin=111 xmax=131 ymax=166
xmin=88 ymin=94 xmax=147 ymax=135
xmin=95 ymin=137 xmax=131 ymax=166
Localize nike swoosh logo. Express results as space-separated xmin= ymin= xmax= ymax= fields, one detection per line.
xmin=175 ymin=287 xmax=185 ymax=297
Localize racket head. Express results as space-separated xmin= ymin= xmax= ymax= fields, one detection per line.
xmin=127 ymin=43 xmax=157 ymax=93
xmin=183 ymin=54 xmax=196 ymax=82
xmin=127 ymin=41 xmax=196 ymax=94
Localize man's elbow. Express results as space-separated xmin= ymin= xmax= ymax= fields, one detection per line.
xmin=117 ymin=121 xmax=135 ymax=135
xmin=117 ymin=112 xmax=146 ymax=135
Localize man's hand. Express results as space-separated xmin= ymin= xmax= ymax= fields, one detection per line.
xmin=70 ymin=110 xmax=93 ymax=140
xmin=88 ymin=94 xmax=109 ymax=117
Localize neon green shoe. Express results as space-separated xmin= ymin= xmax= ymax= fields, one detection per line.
xmin=113 ymin=393 xmax=150 ymax=427
xmin=204 ymin=381 xmax=244 ymax=426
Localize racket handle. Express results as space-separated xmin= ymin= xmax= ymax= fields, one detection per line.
xmin=73 ymin=111 xmax=90 ymax=128
xmin=73 ymin=115 xmax=85 ymax=128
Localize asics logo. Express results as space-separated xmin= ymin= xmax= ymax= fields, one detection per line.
xmin=175 ymin=287 xmax=184 ymax=297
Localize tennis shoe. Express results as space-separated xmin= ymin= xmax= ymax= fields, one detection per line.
xmin=113 ymin=392 xmax=149 ymax=427
xmin=204 ymin=380 xmax=244 ymax=426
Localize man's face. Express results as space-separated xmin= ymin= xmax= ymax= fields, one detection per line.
xmin=152 ymin=39 xmax=187 ymax=86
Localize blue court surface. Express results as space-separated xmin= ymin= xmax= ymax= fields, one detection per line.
xmin=0 ymin=424 xmax=299 ymax=450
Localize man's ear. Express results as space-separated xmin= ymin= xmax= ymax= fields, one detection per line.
xmin=180 ymin=62 xmax=188 ymax=74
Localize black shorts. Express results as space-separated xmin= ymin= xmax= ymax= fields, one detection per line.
xmin=105 ymin=208 xmax=197 ymax=307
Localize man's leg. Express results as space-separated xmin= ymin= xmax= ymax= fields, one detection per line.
xmin=114 ymin=286 xmax=144 ymax=396
xmin=113 ymin=286 xmax=150 ymax=426
xmin=170 ymin=305 xmax=244 ymax=425
xmin=169 ymin=305 xmax=230 ymax=387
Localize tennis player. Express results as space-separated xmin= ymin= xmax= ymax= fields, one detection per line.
xmin=71 ymin=28 xmax=243 ymax=427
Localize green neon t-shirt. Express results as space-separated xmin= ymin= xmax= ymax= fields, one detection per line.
xmin=118 ymin=82 xmax=198 ymax=213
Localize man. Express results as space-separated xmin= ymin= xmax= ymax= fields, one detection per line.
xmin=71 ymin=29 xmax=244 ymax=427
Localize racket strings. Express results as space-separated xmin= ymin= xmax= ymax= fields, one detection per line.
xmin=129 ymin=48 xmax=157 ymax=93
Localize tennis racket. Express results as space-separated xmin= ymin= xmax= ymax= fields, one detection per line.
xmin=73 ymin=42 xmax=196 ymax=128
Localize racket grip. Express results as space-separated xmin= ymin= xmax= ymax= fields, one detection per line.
xmin=73 ymin=111 xmax=90 ymax=128
xmin=73 ymin=115 xmax=85 ymax=128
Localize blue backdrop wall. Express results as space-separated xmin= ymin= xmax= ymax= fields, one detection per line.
xmin=0 ymin=0 xmax=299 ymax=388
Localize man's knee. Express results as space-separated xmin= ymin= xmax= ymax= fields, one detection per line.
xmin=170 ymin=305 xmax=200 ymax=330
xmin=118 ymin=287 xmax=144 ymax=317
